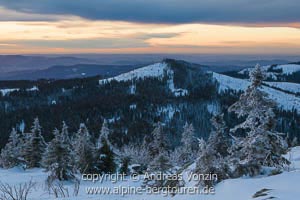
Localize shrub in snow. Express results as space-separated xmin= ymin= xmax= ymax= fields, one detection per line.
xmin=0 ymin=180 xmax=36 ymax=200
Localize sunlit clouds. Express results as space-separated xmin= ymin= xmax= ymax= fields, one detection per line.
xmin=0 ymin=6 xmax=300 ymax=54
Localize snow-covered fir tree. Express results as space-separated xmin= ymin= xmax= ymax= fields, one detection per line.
xmin=172 ymin=122 xmax=198 ymax=165
xmin=228 ymin=64 xmax=289 ymax=177
xmin=96 ymin=119 xmax=111 ymax=149
xmin=73 ymin=123 xmax=95 ymax=173
xmin=208 ymin=114 xmax=231 ymax=157
xmin=148 ymin=122 xmax=169 ymax=158
xmin=145 ymin=123 xmax=173 ymax=189
xmin=148 ymin=122 xmax=172 ymax=172
xmin=42 ymin=123 xmax=75 ymax=181
xmin=23 ymin=117 xmax=46 ymax=168
xmin=96 ymin=120 xmax=116 ymax=173
xmin=194 ymin=114 xmax=231 ymax=184
xmin=0 ymin=128 xmax=21 ymax=168
xmin=194 ymin=138 xmax=230 ymax=187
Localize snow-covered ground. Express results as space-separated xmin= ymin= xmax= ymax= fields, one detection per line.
xmin=264 ymin=81 xmax=300 ymax=94
xmin=0 ymin=88 xmax=19 ymax=96
xmin=213 ymin=72 xmax=300 ymax=113
xmin=238 ymin=64 xmax=300 ymax=80
xmin=274 ymin=64 xmax=300 ymax=75
xmin=0 ymin=86 xmax=39 ymax=96
xmin=0 ymin=146 xmax=299 ymax=200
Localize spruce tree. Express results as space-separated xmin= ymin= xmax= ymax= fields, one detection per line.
xmin=96 ymin=119 xmax=110 ymax=149
xmin=148 ymin=122 xmax=172 ymax=172
xmin=0 ymin=128 xmax=21 ymax=168
xmin=195 ymin=138 xmax=230 ymax=186
xmin=228 ymin=64 xmax=289 ymax=176
xmin=208 ymin=114 xmax=231 ymax=157
xmin=23 ymin=118 xmax=46 ymax=168
xmin=73 ymin=123 xmax=95 ymax=173
xmin=148 ymin=122 xmax=169 ymax=158
xmin=174 ymin=122 xmax=198 ymax=165
xmin=43 ymin=123 xmax=75 ymax=181
xmin=96 ymin=120 xmax=116 ymax=173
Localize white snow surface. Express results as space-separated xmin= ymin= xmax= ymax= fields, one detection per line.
xmin=0 ymin=86 xmax=39 ymax=96
xmin=27 ymin=86 xmax=39 ymax=91
xmin=264 ymin=81 xmax=300 ymax=94
xmin=0 ymin=88 xmax=19 ymax=96
xmin=99 ymin=62 xmax=188 ymax=97
xmin=213 ymin=72 xmax=300 ymax=113
xmin=274 ymin=64 xmax=300 ymax=75
xmin=0 ymin=147 xmax=299 ymax=200
xmin=238 ymin=64 xmax=300 ymax=80
xmin=99 ymin=62 xmax=168 ymax=84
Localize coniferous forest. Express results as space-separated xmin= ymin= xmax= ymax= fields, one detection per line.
xmin=0 ymin=59 xmax=299 ymax=199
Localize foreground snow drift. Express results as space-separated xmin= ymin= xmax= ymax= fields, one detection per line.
xmin=0 ymin=147 xmax=299 ymax=200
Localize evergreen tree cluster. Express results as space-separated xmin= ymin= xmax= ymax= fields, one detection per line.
xmin=0 ymin=119 xmax=116 ymax=181
xmin=194 ymin=65 xmax=290 ymax=187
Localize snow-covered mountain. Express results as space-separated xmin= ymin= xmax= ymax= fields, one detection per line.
xmin=98 ymin=61 xmax=300 ymax=112
xmin=99 ymin=62 xmax=168 ymax=84
xmin=264 ymin=81 xmax=300 ymax=94
xmin=238 ymin=63 xmax=300 ymax=81
xmin=99 ymin=62 xmax=189 ymax=97
xmin=213 ymin=72 xmax=300 ymax=113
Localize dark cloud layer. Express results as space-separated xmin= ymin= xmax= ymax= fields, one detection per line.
xmin=0 ymin=0 xmax=299 ymax=24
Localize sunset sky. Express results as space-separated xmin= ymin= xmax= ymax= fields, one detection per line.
xmin=0 ymin=0 xmax=300 ymax=54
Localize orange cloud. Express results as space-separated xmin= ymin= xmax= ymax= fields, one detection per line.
xmin=1 ymin=19 xmax=300 ymax=54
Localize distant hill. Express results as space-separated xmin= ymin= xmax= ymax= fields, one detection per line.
xmin=0 ymin=55 xmax=97 ymax=73
xmin=1 ymin=64 xmax=141 ymax=80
